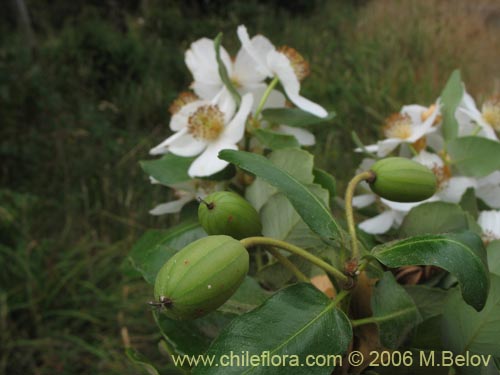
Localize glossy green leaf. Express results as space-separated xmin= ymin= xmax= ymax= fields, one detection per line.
xmin=440 ymin=69 xmax=463 ymax=140
xmin=125 ymin=348 xmax=160 ymax=375
xmin=261 ymin=107 xmax=335 ymax=127
xmin=128 ymin=221 xmax=206 ymax=284
xmin=459 ymin=187 xmax=478 ymax=218
xmin=442 ymin=275 xmax=500 ymax=358
xmin=193 ymin=283 xmax=352 ymax=374
xmin=313 ymin=168 xmax=336 ymax=199
xmin=448 ymin=136 xmax=500 ymax=177
xmin=372 ymin=231 xmax=490 ymax=311
xmin=219 ymin=150 xmax=343 ymax=242
xmin=399 ymin=202 xmax=472 ymax=237
xmin=214 ymin=33 xmax=241 ymax=106
xmin=405 ymin=285 xmax=448 ymax=321
xmin=487 ymin=240 xmax=500 ymax=276
xmin=371 ymin=272 xmax=421 ymax=348
xmin=253 ymin=128 xmax=299 ymax=149
xmin=140 ymin=153 xmax=193 ymax=186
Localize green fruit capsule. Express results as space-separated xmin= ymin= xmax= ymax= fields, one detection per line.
xmin=369 ymin=157 xmax=437 ymax=202
xmin=198 ymin=191 xmax=262 ymax=240
xmin=153 ymin=235 xmax=249 ymax=320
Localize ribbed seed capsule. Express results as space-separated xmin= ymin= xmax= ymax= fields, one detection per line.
xmin=198 ymin=191 xmax=262 ymax=240
xmin=369 ymin=157 xmax=437 ymax=202
xmin=153 ymin=235 xmax=249 ymax=320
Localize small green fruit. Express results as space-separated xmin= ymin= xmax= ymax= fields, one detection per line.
xmin=153 ymin=235 xmax=249 ymax=320
xmin=369 ymin=157 xmax=437 ymax=202
xmin=198 ymin=191 xmax=262 ymax=240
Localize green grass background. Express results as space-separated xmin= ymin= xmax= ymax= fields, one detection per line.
xmin=1 ymin=0 xmax=499 ymax=373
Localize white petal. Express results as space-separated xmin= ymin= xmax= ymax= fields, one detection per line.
xmin=439 ymin=177 xmax=477 ymax=203
xmin=188 ymin=141 xmax=237 ymax=177
xmin=426 ymin=132 xmax=444 ymax=152
xmin=223 ymin=93 xmax=253 ymax=143
xmin=278 ymin=125 xmax=315 ymax=146
xmin=401 ymin=104 xmax=427 ymax=124
xmin=477 ymin=185 xmax=500 ymax=209
xmin=185 ymin=38 xmax=231 ymax=85
xmin=211 ymin=88 xmax=236 ymax=122
xmin=242 ymin=84 xmax=286 ymax=112
xmin=149 ymin=195 xmax=194 ymax=215
xmin=150 ymin=128 xmax=188 ymax=155
xmin=413 ymin=150 xmax=443 ymax=169
xmin=234 ymin=45 xmax=267 ymax=85
xmin=377 ymin=139 xmax=401 ymax=157
xmin=267 ymin=50 xmax=327 ymax=118
xmin=352 ymin=194 xmax=376 ymax=208
xmin=359 ymin=211 xmax=396 ymax=234
xmin=168 ymin=133 xmax=207 ymax=157
xmin=191 ymin=81 xmax=223 ymax=101
xmin=236 ymin=25 xmax=273 ymax=77
xmin=382 ymin=198 xmax=428 ymax=212
xmin=478 ymin=210 xmax=500 ymax=239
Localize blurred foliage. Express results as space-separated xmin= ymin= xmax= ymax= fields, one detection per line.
xmin=1 ymin=0 xmax=499 ymax=373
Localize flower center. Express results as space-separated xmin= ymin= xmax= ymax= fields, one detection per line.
xmin=432 ymin=164 xmax=452 ymax=191
xmin=169 ymin=92 xmax=198 ymax=115
xmin=277 ymin=46 xmax=310 ymax=81
xmin=187 ymin=105 xmax=225 ymax=141
xmin=482 ymin=95 xmax=500 ymax=131
xmin=383 ymin=113 xmax=412 ymax=139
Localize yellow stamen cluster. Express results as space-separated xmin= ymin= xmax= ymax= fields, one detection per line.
xmin=482 ymin=95 xmax=500 ymax=131
xmin=169 ymin=92 xmax=198 ymax=115
xmin=277 ymin=46 xmax=310 ymax=81
xmin=383 ymin=113 xmax=412 ymax=140
xmin=188 ymin=105 xmax=224 ymax=141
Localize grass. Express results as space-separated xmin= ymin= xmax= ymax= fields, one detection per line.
xmin=1 ymin=0 xmax=499 ymax=373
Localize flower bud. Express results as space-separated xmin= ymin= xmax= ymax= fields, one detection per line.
xmin=153 ymin=235 xmax=249 ymax=320
xmin=369 ymin=157 xmax=437 ymax=202
xmin=198 ymin=191 xmax=262 ymax=240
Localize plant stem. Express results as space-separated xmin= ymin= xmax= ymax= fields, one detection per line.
xmin=351 ymin=316 xmax=384 ymax=328
xmin=253 ymin=76 xmax=279 ymax=121
xmin=240 ymin=236 xmax=349 ymax=284
xmin=267 ymin=247 xmax=310 ymax=283
xmin=344 ymin=171 xmax=376 ymax=261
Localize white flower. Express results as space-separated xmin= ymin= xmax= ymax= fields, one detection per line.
xmin=150 ymin=93 xmax=253 ymax=177
xmin=237 ymin=25 xmax=328 ymax=118
xmin=185 ymin=37 xmax=285 ymax=113
xmin=478 ymin=210 xmax=500 ymax=242
xmin=360 ymin=103 xmax=440 ymax=157
xmin=476 ymin=171 xmax=500 ymax=209
xmin=353 ymin=194 xmax=420 ymax=234
xmin=456 ymin=91 xmax=499 ymax=140
xmin=149 ymin=179 xmax=222 ymax=216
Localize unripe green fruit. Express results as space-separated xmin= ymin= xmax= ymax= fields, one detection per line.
xmin=369 ymin=157 xmax=437 ymax=202
xmin=153 ymin=235 xmax=249 ymax=320
xmin=198 ymin=191 xmax=262 ymax=240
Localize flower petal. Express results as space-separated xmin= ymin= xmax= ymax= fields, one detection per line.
xmin=168 ymin=133 xmax=207 ymax=157
xmin=376 ymin=138 xmax=401 ymax=157
xmin=185 ymin=38 xmax=231 ymax=85
xmin=150 ymin=128 xmax=188 ymax=155
xmin=478 ymin=210 xmax=500 ymax=239
xmin=439 ymin=177 xmax=477 ymax=203
xmin=352 ymin=194 xmax=376 ymax=208
xmin=279 ymin=125 xmax=315 ymax=146
xmin=170 ymin=100 xmax=208 ymax=131
xmin=236 ymin=25 xmax=273 ymax=77
xmin=234 ymin=44 xmax=268 ymax=85
xmin=477 ymin=185 xmax=500 ymax=209
xmin=359 ymin=211 xmax=396 ymax=234
xmin=401 ymin=104 xmax=427 ymax=124
xmin=149 ymin=195 xmax=194 ymax=215
xmin=188 ymin=140 xmax=237 ymax=177
xmin=223 ymin=93 xmax=253 ymax=143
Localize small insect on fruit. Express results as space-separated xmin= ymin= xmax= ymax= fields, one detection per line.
xmin=198 ymin=191 xmax=262 ymax=239
xmin=368 ymin=157 xmax=437 ymax=202
xmin=153 ymin=235 xmax=249 ymax=320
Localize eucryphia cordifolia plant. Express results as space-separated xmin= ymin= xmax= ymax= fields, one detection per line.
xmin=128 ymin=25 xmax=500 ymax=374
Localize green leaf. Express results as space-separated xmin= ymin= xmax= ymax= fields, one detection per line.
xmin=487 ymin=240 xmax=500 ymax=276
xmin=372 ymin=231 xmax=490 ymax=311
xmin=193 ymin=283 xmax=352 ymax=375
xmin=313 ymin=168 xmax=336 ymax=199
xmin=405 ymin=285 xmax=448 ymax=321
xmin=399 ymin=202 xmax=472 ymax=237
xmin=460 ymin=188 xmax=479 ymax=218
xmin=447 ymin=136 xmax=500 ymax=177
xmin=261 ymin=108 xmax=335 ymax=127
xmin=371 ymin=272 xmax=421 ymax=348
xmin=218 ymin=277 xmax=272 ymax=315
xmin=140 ymin=153 xmax=193 ymax=186
xmin=128 ymin=221 xmax=206 ymax=284
xmin=440 ymin=69 xmax=463 ymax=140
xmin=253 ymin=128 xmax=299 ymax=149
xmin=125 ymin=348 xmax=160 ymax=375
xmin=245 ymin=148 xmax=314 ymax=211
xmin=219 ymin=150 xmax=343 ymax=243
xmin=442 ymin=274 xmax=500 ymax=358
xmin=214 ymin=33 xmax=240 ymax=106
